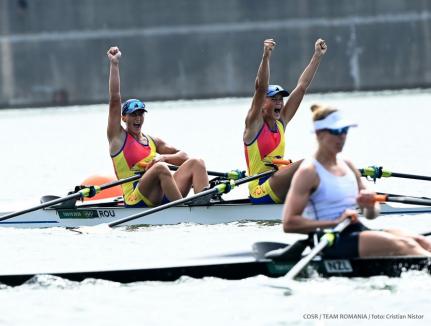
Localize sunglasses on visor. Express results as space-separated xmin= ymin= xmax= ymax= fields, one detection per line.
xmin=324 ymin=127 xmax=349 ymax=135
xmin=122 ymin=100 xmax=146 ymax=114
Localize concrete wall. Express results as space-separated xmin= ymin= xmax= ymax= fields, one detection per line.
xmin=1 ymin=0 xmax=431 ymax=108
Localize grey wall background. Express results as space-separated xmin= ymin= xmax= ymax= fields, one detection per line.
xmin=0 ymin=0 xmax=430 ymax=108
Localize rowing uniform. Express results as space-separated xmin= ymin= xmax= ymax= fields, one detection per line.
xmin=303 ymin=158 xmax=370 ymax=258
xmin=244 ymin=120 xmax=285 ymax=204
xmin=111 ymin=132 xmax=158 ymax=207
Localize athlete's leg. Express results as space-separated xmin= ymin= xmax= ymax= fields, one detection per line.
xmin=137 ymin=162 xmax=182 ymax=204
xmin=268 ymin=160 xmax=303 ymax=202
xmin=173 ymin=158 xmax=209 ymax=197
xmin=359 ymin=230 xmax=431 ymax=257
xmin=385 ymin=228 xmax=431 ymax=252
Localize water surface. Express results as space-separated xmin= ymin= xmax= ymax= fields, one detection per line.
xmin=0 ymin=90 xmax=430 ymax=325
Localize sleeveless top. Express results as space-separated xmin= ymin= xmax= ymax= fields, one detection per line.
xmin=111 ymin=132 xmax=157 ymax=197
xmin=303 ymin=158 xmax=358 ymax=221
xmin=244 ymin=120 xmax=285 ymax=191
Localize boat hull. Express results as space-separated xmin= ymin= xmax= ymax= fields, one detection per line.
xmin=0 ymin=256 xmax=429 ymax=287
xmin=1 ymin=200 xmax=431 ymax=228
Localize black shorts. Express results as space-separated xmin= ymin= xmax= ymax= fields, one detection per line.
xmin=310 ymin=222 xmax=371 ymax=259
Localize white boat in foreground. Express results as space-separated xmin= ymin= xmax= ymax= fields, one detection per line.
xmin=1 ymin=197 xmax=431 ymax=229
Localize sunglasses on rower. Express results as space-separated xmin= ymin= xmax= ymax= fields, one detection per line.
xmin=126 ymin=100 xmax=145 ymax=110
xmin=122 ymin=99 xmax=146 ymax=115
xmin=324 ymin=127 xmax=350 ymax=136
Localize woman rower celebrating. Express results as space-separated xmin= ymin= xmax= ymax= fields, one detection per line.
xmin=282 ymin=105 xmax=431 ymax=258
xmin=244 ymin=38 xmax=326 ymax=204
xmin=106 ymin=46 xmax=209 ymax=207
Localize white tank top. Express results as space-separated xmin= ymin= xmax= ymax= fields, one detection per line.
xmin=303 ymin=158 xmax=358 ymax=221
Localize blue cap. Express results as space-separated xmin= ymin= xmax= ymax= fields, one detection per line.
xmin=121 ymin=99 xmax=147 ymax=115
xmin=266 ymin=85 xmax=289 ymax=97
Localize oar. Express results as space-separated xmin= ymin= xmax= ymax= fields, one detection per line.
xmin=271 ymin=159 xmax=293 ymax=166
xmin=360 ymin=166 xmax=431 ymax=182
xmin=108 ymin=169 xmax=276 ymax=227
xmin=167 ymin=164 xmax=245 ymax=179
xmin=264 ymin=158 xmax=293 ymax=168
xmin=0 ymin=173 xmax=143 ymax=222
xmin=284 ymin=218 xmax=352 ymax=282
xmin=375 ymin=194 xmax=431 ymax=206
xmin=377 ymin=192 xmax=431 ymax=201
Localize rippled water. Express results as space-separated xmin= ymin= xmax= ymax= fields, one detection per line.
xmin=0 ymin=90 xmax=431 ymax=325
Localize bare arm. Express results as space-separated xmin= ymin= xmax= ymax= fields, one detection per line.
xmin=345 ymin=160 xmax=380 ymax=220
xmin=282 ymin=162 xmax=344 ymax=234
xmin=281 ymin=38 xmax=327 ymax=125
xmin=107 ymin=47 xmax=124 ymax=146
xmin=243 ymin=39 xmax=276 ymax=143
xmin=150 ymin=137 xmax=189 ymax=167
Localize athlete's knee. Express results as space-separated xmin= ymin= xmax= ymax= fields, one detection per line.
xmin=187 ymin=157 xmax=207 ymax=169
xmin=392 ymin=237 xmax=421 ymax=255
xmin=151 ymin=162 xmax=171 ymax=175
xmin=413 ymin=235 xmax=431 ymax=245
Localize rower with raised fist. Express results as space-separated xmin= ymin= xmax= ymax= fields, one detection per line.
xmin=106 ymin=46 xmax=209 ymax=207
xmin=244 ymin=38 xmax=327 ymax=204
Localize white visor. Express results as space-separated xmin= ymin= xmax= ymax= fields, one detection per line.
xmin=313 ymin=111 xmax=358 ymax=131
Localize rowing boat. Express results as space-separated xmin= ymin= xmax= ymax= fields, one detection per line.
xmin=1 ymin=197 xmax=431 ymax=228
xmin=0 ymin=241 xmax=429 ymax=286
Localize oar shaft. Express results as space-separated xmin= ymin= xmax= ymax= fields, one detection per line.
xmin=285 ymin=236 xmax=329 ymax=280
xmin=389 ymin=172 xmax=431 ymax=181
xmin=235 ymin=170 xmax=274 ymax=186
xmin=360 ymin=166 xmax=431 ymax=181
xmin=284 ymin=218 xmax=352 ymax=280
xmin=0 ymin=174 xmax=142 ymax=222
xmin=108 ymin=187 xmax=219 ymax=227
xmin=376 ymin=195 xmax=431 ymax=206
xmin=167 ymin=164 xmax=244 ymax=178
xmin=109 ymin=169 xmax=276 ymax=227
xmin=98 ymin=174 xmax=141 ymax=190
xmin=377 ymin=192 xmax=431 ymax=200
xmin=0 ymin=192 xmax=82 ymax=221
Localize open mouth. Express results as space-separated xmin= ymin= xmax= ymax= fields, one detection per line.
xmin=274 ymin=109 xmax=281 ymax=114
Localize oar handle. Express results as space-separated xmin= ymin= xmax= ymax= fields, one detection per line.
xmin=271 ymin=159 xmax=293 ymax=166
xmin=374 ymin=194 xmax=388 ymax=202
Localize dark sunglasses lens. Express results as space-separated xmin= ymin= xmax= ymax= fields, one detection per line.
xmin=128 ymin=101 xmax=145 ymax=111
xmin=328 ymin=127 xmax=349 ymax=135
